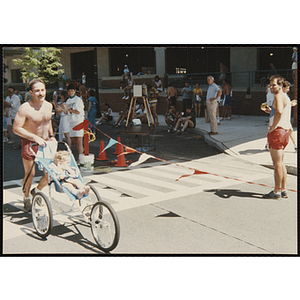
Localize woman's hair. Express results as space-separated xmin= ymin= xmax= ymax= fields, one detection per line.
xmin=60 ymin=90 xmax=68 ymax=100
xmin=89 ymin=89 xmax=95 ymax=96
xmin=283 ymin=80 xmax=291 ymax=88
xmin=54 ymin=150 xmax=70 ymax=165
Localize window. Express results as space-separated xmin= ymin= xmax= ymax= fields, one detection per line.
xmin=11 ymin=69 xmax=23 ymax=83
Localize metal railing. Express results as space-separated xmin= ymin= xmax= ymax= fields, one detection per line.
xmin=167 ymin=69 xmax=294 ymax=89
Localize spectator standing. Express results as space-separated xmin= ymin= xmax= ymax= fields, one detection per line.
xmin=122 ymin=74 xmax=134 ymax=100
xmin=4 ymin=86 xmax=22 ymax=148
xmin=167 ymin=82 xmax=178 ymax=109
xmin=53 ymin=90 xmax=72 ymax=148
xmin=149 ymin=87 xmax=160 ymax=125
xmin=220 ymin=80 xmax=232 ymax=120
xmin=25 ymin=87 xmax=33 ymax=102
xmin=282 ymin=80 xmax=297 ymax=150
xmin=181 ymin=82 xmax=193 ymax=113
xmin=193 ymin=83 xmax=203 ymax=117
xmin=219 ymin=62 xmax=228 ymax=85
xmin=154 ymin=75 xmax=163 ymax=92
xmin=81 ymin=72 xmax=87 ymax=85
xmin=292 ymin=47 xmax=297 ymax=83
xmin=206 ymin=76 xmax=222 ymax=135
xmin=263 ymin=75 xmax=291 ymax=199
xmin=266 ymin=84 xmax=275 ymax=108
xmin=65 ymin=83 xmax=84 ymax=161
xmin=3 ymin=101 xmax=9 ymax=142
xmin=87 ymin=89 xmax=98 ymax=133
xmin=79 ymin=84 xmax=88 ymax=119
xmin=15 ymin=90 xmax=23 ymax=103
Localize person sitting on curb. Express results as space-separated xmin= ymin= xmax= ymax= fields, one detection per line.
xmin=134 ymin=103 xmax=148 ymax=124
xmin=165 ymin=105 xmax=180 ymax=133
xmin=174 ymin=106 xmax=196 ymax=134
xmin=113 ymin=103 xmax=130 ymax=127
xmin=96 ymin=103 xmax=113 ymax=125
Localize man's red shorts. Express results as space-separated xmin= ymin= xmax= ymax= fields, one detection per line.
xmin=21 ymin=137 xmax=51 ymax=161
xmin=267 ymin=127 xmax=289 ymax=150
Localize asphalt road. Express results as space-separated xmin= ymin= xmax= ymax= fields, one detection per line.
xmin=3 ymin=122 xmax=220 ymax=182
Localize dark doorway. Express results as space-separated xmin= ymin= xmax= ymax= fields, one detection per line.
xmin=165 ymin=47 xmax=230 ymax=75
xmin=70 ymin=50 xmax=95 ymax=87
xmin=109 ymin=47 xmax=155 ymax=76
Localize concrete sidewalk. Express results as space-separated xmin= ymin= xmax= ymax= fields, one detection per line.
xmin=157 ymin=114 xmax=297 ymax=176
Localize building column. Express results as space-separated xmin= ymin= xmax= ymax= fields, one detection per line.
xmin=97 ymin=47 xmax=110 ymax=78
xmin=155 ymin=47 xmax=166 ymax=75
xmin=230 ymin=47 xmax=257 ymax=88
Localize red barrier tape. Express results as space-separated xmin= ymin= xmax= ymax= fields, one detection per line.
xmin=92 ymin=124 xmax=297 ymax=193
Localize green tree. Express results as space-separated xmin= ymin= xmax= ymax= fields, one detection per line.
xmin=13 ymin=47 xmax=64 ymax=85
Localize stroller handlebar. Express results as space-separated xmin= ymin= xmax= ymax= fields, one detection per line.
xmin=29 ymin=141 xmax=71 ymax=156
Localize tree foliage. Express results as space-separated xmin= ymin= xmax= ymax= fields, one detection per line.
xmin=13 ymin=47 xmax=64 ymax=84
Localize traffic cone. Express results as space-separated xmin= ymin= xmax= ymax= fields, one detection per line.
xmin=96 ymin=140 xmax=109 ymax=161
xmin=113 ymin=137 xmax=122 ymax=155
xmin=115 ymin=146 xmax=128 ymax=167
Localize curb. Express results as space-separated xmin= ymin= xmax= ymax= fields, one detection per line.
xmin=195 ymin=128 xmax=298 ymax=177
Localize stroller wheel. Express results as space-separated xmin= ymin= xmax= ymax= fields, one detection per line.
xmin=90 ymin=201 xmax=120 ymax=253
xmin=32 ymin=192 xmax=53 ymax=238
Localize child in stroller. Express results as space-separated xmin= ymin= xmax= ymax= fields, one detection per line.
xmin=49 ymin=150 xmax=90 ymax=199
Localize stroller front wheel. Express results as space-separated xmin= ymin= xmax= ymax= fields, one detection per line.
xmin=31 ymin=192 xmax=53 ymax=238
xmin=90 ymin=201 xmax=120 ymax=253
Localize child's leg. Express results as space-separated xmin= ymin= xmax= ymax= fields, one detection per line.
xmin=62 ymin=182 xmax=80 ymax=196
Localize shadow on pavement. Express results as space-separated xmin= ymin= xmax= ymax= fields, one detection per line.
xmin=204 ymin=189 xmax=265 ymax=199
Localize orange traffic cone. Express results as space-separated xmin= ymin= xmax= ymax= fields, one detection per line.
xmin=96 ymin=140 xmax=109 ymax=161
xmin=115 ymin=146 xmax=128 ymax=167
xmin=113 ymin=137 xmax=122 ymax=155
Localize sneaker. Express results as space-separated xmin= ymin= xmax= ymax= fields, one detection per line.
xmin=13 ymin=144 xmax=21 ymax=149
xmin=23 ymin=197 xmax=32 ymax=212
xmin=30 ymin=188 xmax=37 ymax=197
xmin=112 ymin=122 xmax=118 ymax=127
xmin=7 ymin=140 xmax=13 ymax=144
xmin=181 ymin=129 xmax=185 ymax=134
xmin=263 ymin=190 xmax=281 ymax=199
xmin=116 ymin=124 xmax=121 ymax=127
xmin=3 ymin=137 xmax=9 ymax=143
xmin=125 ymin=96 xmax=129 ymax=100
xmin=281 ymin=191 xmax=288 ymax=198
xmin=122 ymin=96 xmax=126 ymax=100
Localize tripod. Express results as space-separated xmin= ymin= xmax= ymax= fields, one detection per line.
xmin=125 ymin=96 xmax=154 ymax=128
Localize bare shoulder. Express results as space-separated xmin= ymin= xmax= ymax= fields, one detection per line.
xmin=43 ymin=100 xmax=53 ymax=109
xmin=18 ymin=101 xmax=31 ymax=114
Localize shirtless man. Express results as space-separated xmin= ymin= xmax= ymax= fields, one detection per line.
xmin=220 ymin=80 xmax=232 ymax=120
xmin=167 ymin=82 xmax=178 ymax=109
xmin=263 ymin=75 xmax=291 ymax=199
xmin=13 ymin=79 xmax=56 ymax=211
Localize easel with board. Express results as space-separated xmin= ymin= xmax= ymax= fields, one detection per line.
xmin=125 ymin=85 xmax=154 ymax=128
xmin=119 ymin=85 xmax=155 ymax=152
